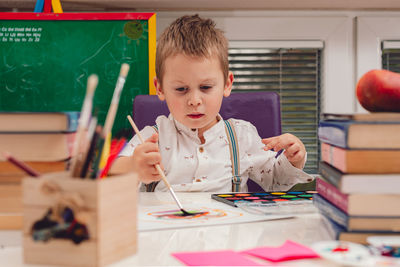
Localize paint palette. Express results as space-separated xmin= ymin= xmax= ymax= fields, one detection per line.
xmin=211 ymin=191 xmax=317 ymax=207
xmin=211 ymin=191 xmax=318 ymax=215
xmin=311 ymin=241 xmax=374 ymax=266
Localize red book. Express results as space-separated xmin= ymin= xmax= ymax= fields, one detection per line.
xmin=316 ymin=177 xmax=348 ymax=212
xmin=316 ymin=177 xmax=400 ymax=216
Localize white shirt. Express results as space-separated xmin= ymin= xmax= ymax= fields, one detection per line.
xmin=120 ymin=114 xmax=313 ymax=192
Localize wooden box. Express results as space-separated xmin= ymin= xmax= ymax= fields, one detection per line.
xmin=22 ymin=172 xmax=138 ymax=267
xmin=0 ymin=182 xmax=23 ymax=230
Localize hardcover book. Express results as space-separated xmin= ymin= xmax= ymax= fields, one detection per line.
xmin=0 ymin=132 xmax=75 ymax=161
xmin=315 ymin=178 xmax=400 ymax=216
xmin=0 ymin=160 xmax=67 ymax=177
xmin=318 ymin=161 xmax=400 ymax=194
xmin=320 ymin=142 xmax=400 ymax=173
xmin=313 ymin=193 xmax=400 ymax=231
xmin=322 ymin=112 xmax=400 ymax=122
xmin=318 ymin=119 xmax=400 ymax=149
xmin=0 ymin=112 xmax=79 ymax=132
xmin=321 ymin=214 xmax=400 ymax=245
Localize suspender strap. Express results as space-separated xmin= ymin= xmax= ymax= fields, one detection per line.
xmin=145 ymin=181 xmax=159 ymax=192
xmin=145 ymin=125 xmax=160 ymax=192
xmin=151 ymin=125 xmax=158 ymax=132
xmin=224 ymin=119 xmax=241 ymax=192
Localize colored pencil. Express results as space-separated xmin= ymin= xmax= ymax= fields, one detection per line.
xmin=99 ymin=138 xmax=127 ymax=178
xmin=2 ymin=152 xmax=40 ymax=177
xmin=89 ymin=135 xmax=105 ymax=179
xmin=76 ymin=116 xmax=97 ymax=178
xmin=80 ymin=125 xmax=102 ymax=178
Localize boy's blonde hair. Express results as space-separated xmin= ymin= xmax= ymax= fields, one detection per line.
xmin=156 ymin=14 xmax=229 ymax=84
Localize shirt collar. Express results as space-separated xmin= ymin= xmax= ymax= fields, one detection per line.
xmin=168 ymin=114 xmax=225 ymax=141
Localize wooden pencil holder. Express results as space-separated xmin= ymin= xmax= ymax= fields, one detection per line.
xmin=22 ymin=171 xmax=138 ymax=267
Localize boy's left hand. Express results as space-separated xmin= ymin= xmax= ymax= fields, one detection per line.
xmin=262 ymin=133 xmax=306 ymax=169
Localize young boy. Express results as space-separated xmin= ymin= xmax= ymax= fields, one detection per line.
xmin=111 ymin=14 xmax=313 ymax=192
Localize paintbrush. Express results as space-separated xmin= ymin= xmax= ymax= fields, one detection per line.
xmin=70 ymin=74 xmax=98 ymax=177
xmin=97 ymin=63 xmax=130 ymax=175
xmin=103 ymin=63 xmax=130 ymax=138
xmin=126 ymin=115 xmax=193 ymax=216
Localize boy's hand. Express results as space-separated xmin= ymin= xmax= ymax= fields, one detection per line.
xmin=132 ymin=133 xmax=164 ymax=184
xmin=262 ymin=133 xmax=306 ymax=169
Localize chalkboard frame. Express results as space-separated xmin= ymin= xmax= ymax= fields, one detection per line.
xmin=0 ymin=12 xmax=156 ymax=135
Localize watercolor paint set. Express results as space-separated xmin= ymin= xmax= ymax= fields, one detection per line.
xmin=211 ymin=191 xmax=318 ymax=215
xmin=211 ymin=191 xmax=317 ymax=207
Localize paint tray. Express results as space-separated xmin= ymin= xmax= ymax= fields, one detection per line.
xmin=211 ymin=191 xmax=318 ymax=215
xmin=236 ymin=200 xmax=317 ymax=215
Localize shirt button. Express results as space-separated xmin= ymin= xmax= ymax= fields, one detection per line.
xmin=199 ymin=147 xmax=204 ymax=153
xmin=195 ymin=179 xmax=201 ymax=182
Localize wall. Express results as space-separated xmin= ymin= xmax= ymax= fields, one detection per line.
xmin=2 ymin=0 xmax=400 ymax=12
xmin=155 ymin=11 xmax=400 ymax=114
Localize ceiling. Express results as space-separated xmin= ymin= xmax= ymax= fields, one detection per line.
xmin=1 ymin=0 xmax=400 ymax=12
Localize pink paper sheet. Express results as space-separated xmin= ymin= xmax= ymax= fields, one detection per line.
xmin=172 ymin=250 xmax=262 ymax=266
xmin=241 ymin=240 xmax=320 ymax=262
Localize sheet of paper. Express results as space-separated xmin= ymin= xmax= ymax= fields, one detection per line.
xmin=172 ymin=250 xmax=262 ymax=266
xmin=138 ymin=201 xmax=293 ymax=232
xmin=241 ymin=240 xmax=320 ymax=262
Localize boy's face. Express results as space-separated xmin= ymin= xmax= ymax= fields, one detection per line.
xmin=155 ymin=53 xmax=233 ymax=137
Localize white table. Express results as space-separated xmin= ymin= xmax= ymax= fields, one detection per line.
xmin=0 ymin=192 xmax=338 ymax=266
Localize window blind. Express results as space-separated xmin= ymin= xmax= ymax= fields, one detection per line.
xmin=382 ymin=41 xmax=400 ymax=73
xmin=228 ymin=46 xmax=321 ymax=174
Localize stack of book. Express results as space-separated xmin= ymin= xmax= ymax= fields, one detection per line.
xmin=315 ymin=112 xmax=400 ymax=244
xmin=0 ymin=111 xmax=78 ymax=229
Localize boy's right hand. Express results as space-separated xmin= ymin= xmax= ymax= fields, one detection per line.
xmin=132 ymin=133 xmax=163 ymax=184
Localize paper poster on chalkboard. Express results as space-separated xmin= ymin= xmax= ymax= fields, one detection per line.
xmin=0 ymin=13 xmax=156 ymax=135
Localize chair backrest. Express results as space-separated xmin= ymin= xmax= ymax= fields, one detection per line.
xmin=132 ymin=91 xmax=282 ymax=191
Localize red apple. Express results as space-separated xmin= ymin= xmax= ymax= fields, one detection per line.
xmin=356 ymin=69 xmax=400 ymax=112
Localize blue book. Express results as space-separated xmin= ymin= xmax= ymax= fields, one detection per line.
xmin=313 ymin=194 xmax=400 ymax=232
xmin=321 ymin=214 xmax=400 ymax=245
xmin=0 ymin=111 xmax=79 ymax=133
xmin=318 ymin=114 xmax=400 ymax=149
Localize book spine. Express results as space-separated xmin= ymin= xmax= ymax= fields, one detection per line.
xmin=320 ymin=214 xmax=347 ymax=241
xmin=316 ymin=177 xmax=349 ymax=213
xmin=318 ymin=120 xmax=349 ymax=148
xmin=318 ymin=161 xmax=342 ymax=188
xmin=320 ymin=142 xmax=347 ymax=173
xmin=313 ymin=193 xmax=349 ymax=229
xmin=66 ymin=112 xmax=80 ymax=132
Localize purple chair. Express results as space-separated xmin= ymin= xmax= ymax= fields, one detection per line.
xmin=132 ymin=91 xmax=282 ymax=192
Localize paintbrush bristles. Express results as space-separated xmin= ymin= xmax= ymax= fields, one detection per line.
xmin=119 ymin=63 xmax=130 ymax=78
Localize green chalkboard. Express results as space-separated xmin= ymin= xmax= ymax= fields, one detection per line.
xmin=0 ymin=13 xmax=156 ymax=135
